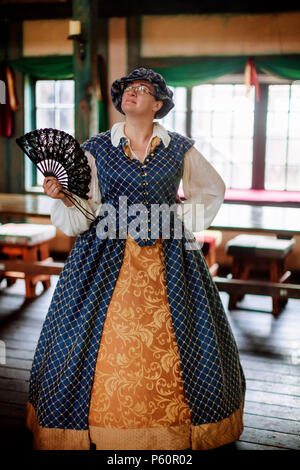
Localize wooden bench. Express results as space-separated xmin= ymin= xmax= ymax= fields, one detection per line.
xmin=194 ymin=230 xmax=222 ymax=276
xmin=226 ymin=234 xmax=295 ymax=316
xmin=0 ymin=223 xmax=56 ymax=299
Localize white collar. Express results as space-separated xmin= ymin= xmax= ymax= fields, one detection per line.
xmin=110 ymin=121 xmax=171 ymax=148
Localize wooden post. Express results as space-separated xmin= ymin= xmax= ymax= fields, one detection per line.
xmin=0 ymin=20 xmax=24 ymax=195
xmin=252 ymin=83 xmax=268 ymax=189
xmin=72 ymin=0 xmax=99 ymax=143
xmin=127 ymin=16 xmax=141 ymax=73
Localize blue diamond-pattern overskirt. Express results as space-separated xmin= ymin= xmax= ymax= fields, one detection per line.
xmin=28 ymin=130 xmax=246 ymax=430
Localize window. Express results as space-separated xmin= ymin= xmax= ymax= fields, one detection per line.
xmin=265 ymin=84 xmax=300 ymax=191
xmin=191 ymin=84 xmax=254 ymax=189
xmin=25 ymin=79 xmax=75 ymax=190
xmin=161 ymin=75 xmax=299 ymax=192
xmin=162 ymin=87 xmax=187 ymax=136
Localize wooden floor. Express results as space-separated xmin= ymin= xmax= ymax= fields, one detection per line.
xmin=0 ymin=275 xmax=299 ymax=451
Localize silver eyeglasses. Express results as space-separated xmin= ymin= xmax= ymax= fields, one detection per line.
xmin=123 ymin=85 xmax=155 ymax=97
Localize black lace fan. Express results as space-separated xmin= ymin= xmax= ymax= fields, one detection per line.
xmin=16 ymin=128 xmax=95 ymax=221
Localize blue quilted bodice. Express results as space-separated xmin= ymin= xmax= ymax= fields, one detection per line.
xmin=81 ymin=130 xmax=195 ymax=246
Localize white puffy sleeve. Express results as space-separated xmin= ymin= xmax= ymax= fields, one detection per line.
xmin=50 ymin=150 xmax=101 ymax=236
xmin=176 ymin=146 xmax=226 ymax=232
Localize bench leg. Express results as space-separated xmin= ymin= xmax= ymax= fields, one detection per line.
xmin=270 ymin=260 xmax=289 ymax=317
xmin=42 ymin=279 xmax=51 ymax=291
xmin=38 ymin=242 xmax=51 ymax=293
xmin=228 ymin=257 xmax=252 ymax=310
xmin=22 ymin=246 xmax=38 ymax=299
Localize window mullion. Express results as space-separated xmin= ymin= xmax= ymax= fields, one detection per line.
xmin=252 ymin=83 xmax=268 ymax=189
xmin=32 ymin=77 xmax=38 ymax=187
xmin=186 ymin=88 xmax=192 ymax=138
xmin=285 ymin=85 xmax=292 ymax=190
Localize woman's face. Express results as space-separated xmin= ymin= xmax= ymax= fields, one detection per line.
xmin=121 ymin=79 xmax=163 ymax=118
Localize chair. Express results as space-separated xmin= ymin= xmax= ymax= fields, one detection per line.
xmin=226 ymin=234 xmax=295 ymax=316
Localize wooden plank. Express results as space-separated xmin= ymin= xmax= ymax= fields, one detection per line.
xmin=234 ymin=441 xmax=286 ymax=450
xmin=5 ymin=348 xmax=36 ymax=361
xmin=245 ymin=379 xmax=300 ymax=397
xmin=244 ymin=413 xmax=300 ymax=435
xmin=0 ymin=367 xmax=30 ymax=381
xmin=0 ymin=311 xmax=45 ymax=323
xmin=237 ymin=345 xmax=300 ymax=364
xmin=0 ymin=402 xmax=26 ymax=419
xmin=0 ymin=378 xmax=29 ymax=393
xmin=0 ymin=389 xmax=28 ymax=405
xmin=240 ymin=353 xmax=300 ymax=377
xmin=227 ymin=309 xmax=300 ymax=328
xmin=246 ymin=389 xmax=300 ymax=409
xmin=214 ymin=276 xmax=300 ymax=299
xmin=234 ymin=327 xmax=300 ymax=343
xmin=1 ymin=323 xmax=43 ymax=334
xmin=0 ymin=260 xmax=64 ymax=276
xmin=0 ymin=416 xmax=26 ymax=429
xmin=242 ymin=368 xmax=300 ymax=386
xmin=245 ymin=400 xmax=300 ymax=421
xmin=2 ymin=339 xmax=38 ymax=352
xmin=240 ymin=362 xmax=300 ymax=378
xmin=239 ymin=427 xmax=300 ymax=450
xmin=0 ymin=329 xmax=39 ymax=342
xmin=0 ymin=307 xmax=49 ymax=322
xmin=240 ymin=357 xmax=300 ymax=376
xmin=237 ymin=338 xmax=300 ymax=354
xmin=0 ymin=332 xmax=39 ymax=345
xmin=0 ymin=338 xmax=39 ymax=353
xmin=3 ymin=358 xmax=32 ymax=370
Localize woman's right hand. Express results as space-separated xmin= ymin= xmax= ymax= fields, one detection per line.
xmin=42 ymin=176 xmax=65 ymax=199
xmin=42 ymin=177 xmax=74 ymax=207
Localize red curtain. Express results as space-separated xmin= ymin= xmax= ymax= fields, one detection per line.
xmin=0 ymin=63 xmax=19 ymax=138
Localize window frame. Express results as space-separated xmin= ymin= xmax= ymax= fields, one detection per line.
xmin=24 ymin=76 xmax=75 ymax=194
xmin=167 ymin=73 xmax=298 ymax=199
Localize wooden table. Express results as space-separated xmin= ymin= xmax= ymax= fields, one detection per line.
xmin=0 ymin=193 xmax=76 ymax=251
xmin=0 ymin=193 xmax=52 ymax=219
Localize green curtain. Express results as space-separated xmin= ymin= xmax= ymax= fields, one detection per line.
xmin=6 ymin=54 xmax=300 ymax=130
xmin=151 ymin=55 xmax=300 ymax=87
xmin=255 ymin=56 xmax=300 ymax=81
xmin=7 ymin=55 xmax=108 ymax=133
xmin=152 ymin=57 xmax=246 ymax=87
xmin=8 ymin=56 xmax=73 ymax=79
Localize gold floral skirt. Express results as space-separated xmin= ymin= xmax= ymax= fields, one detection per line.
xmin=88 ymin=234 xmax=192 ymax=449
xmin=26 ymin=234 xmax=244 ymax=450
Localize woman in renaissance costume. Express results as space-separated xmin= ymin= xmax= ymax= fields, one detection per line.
xmin=26 ymin=67 xmax=246 ymax=450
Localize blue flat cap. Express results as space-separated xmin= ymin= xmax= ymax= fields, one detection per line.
xmin=110 ymin=67 xmax=175 ymax=119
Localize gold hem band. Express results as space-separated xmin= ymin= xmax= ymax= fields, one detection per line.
xmin=192 ymin=400 xmax=245 ymax=450
xmin=26 ymin=400 xmax=244 ymax=450
xmin=26 ymin=402 xmax=90 ymax=450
